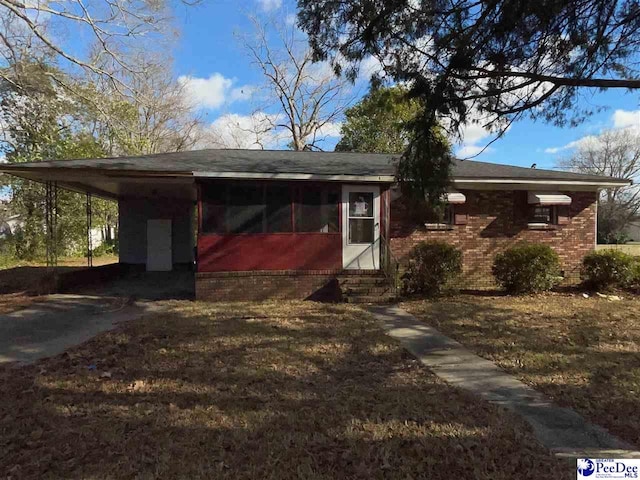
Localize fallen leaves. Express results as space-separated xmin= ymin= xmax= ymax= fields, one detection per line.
xmin=1 ymin=300 xmax=571 ymax=479
xmin=405 ymin=294 xmax=640 ymax=448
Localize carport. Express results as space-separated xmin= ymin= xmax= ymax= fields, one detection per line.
xmin=0 ymin=156 xmax=198 ymax=298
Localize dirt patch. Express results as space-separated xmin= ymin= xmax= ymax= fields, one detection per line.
xmin=0 ymin=301 xmax=570 ymax=479
xmin=404 ymin=293 xmax=640 ymax=448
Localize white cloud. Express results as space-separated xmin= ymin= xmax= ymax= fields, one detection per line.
xmin=284 ymin=14 xmax=297 ymax=26
xmin=200 ymin=113 xmax=341 ymax=150
xmin=178 ymin=74 xmax=253 ymax=110
xmin=545 ymin=109 xmax=640 ymax=154
xmin=543 ymin=136 xmax=597 ymax=154
xmin=613 ymin=109 xmax=640 ymax=129
xmin=459 ymin=122 xmax=492 ymax=145
xmin=257 ymin=0 xmax=282 ymax=12
xmin=202 ymin=112 xmax=286 ymax=149
xmin=452 ymin=114 xmax=498 ymax=159
xmin=358 ymin=55 xmax=384 ymax=82
xmin=456 ymin=144 xmax=490 ymax=158
xmin=315 ymin=122 xmax=342 ymax=139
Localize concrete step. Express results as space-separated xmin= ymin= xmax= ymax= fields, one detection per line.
xmin=343 ymin=294 xmax=397 ymax=304
xmin=337 ymin=277 xmax=389 ymax=286
xmin=341 ymin=286 xmax=393 ymax=295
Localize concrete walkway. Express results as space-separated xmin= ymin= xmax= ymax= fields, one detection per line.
xmin=370 ymin=305 xmax=640 ymax=459
xmin=0 ymin=295 xmax=146 ymax=364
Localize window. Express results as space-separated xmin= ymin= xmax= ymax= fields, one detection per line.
xmin=529 ymin=205 xmax=557 ymax=225
xmin=201 ymin=183 xmax=341 ymax=234
xmin=424 ymin=203 xmax=456 ymax=230
xmin=347 ymin=191 xmax=374 ymax=243
xmin=227 ymin=185 xmax=265 ymax=234
xmin=201 ymin=186 xmax=226 ymax=234
xmin=266 ymin=186 xmax=292 ymax=233
xmin=295 ymin=188 xmax=339 ymax=233
xmin=443 ymin=204 xmax=454 ymax=225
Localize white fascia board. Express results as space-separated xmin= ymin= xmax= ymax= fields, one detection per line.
xmin=452 ymin=178 xmax=631 ymax=188
xmin=193 ymin=171 xmax=395 ymax=183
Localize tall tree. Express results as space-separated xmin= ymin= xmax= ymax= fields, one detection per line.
xmin=92 ymin=56 xmax=204 ymax=156
xmin=239 ymin=16 xmax=355 ymax=151
xmin=336 ymin=85 xmax=426 ymax=154
xmin=0 ymin=61 xmax=113 ymax=259
xmin=559 ymin=129 xmax=640 ymax=243
xmin=0 ymin=0 xmax=191 ymax=96
xmin=297 ymin=0 xmax=640 ymax=198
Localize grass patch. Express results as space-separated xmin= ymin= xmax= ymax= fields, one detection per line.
xmin=0 ymin=301 xmax=570 ymax=479
xmin=404 ymin=294 xmax=640 ymax=448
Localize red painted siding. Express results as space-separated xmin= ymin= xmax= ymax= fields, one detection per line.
xmin=197 ymin=234 xmax=342 ymax=271
xmin=197 ymin=179 xmax=344 ymax=272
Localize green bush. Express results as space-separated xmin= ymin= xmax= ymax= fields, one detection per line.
xmin=631 ymin=259 xmax=640 ymax=287
xmin=403 ymin=241 xmax=462 ymax=295
xmin=581 ymin=250 xmax=635 ymax=290
xmin=492 ymin=244 xmax=561 ymax=294
xmin=91 ymin=241 xmax=118 ymax=257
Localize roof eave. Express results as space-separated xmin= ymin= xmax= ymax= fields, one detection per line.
xmin=452 ymin=178 xmax=632 ymax=188
xmin=192 ymin=171 xmax=395 ymax=183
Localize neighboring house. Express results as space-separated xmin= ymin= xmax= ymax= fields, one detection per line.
xmin=0 ymin=212 xmax=114 ymax=249
xmin=623 ymin=218 xmax=640 ymax=243
xmin=0 ymin=150 xmax=630 ymax=300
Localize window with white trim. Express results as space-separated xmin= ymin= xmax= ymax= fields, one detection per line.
xmin=528 ymin=205 xmax=558 ymax=225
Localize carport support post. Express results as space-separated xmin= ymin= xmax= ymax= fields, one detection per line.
xmin=45 ymin=181 xmax=58 ymax=267
xmin=86 ymin=192 xmax=93 ymax=267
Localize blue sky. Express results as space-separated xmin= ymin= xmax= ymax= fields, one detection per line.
xmin=170 ymin=0 xmax=640 ymax=171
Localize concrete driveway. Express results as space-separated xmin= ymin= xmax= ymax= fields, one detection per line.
xmin=0 ymin=294 xmax=145 ymax=364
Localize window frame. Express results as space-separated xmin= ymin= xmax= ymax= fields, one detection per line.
xmin=198 ymin=182 xmax=341 ymax=236
xmin=528 ymin=205 xmax=558 ymax=226
xmin=293 ymin=186 xmax=341 ymax=235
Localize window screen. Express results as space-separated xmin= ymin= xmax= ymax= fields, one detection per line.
xmin=201 ymin=184 xmax=337 ymax=234
xmin=227 ymin=185 xmax=265 ymax=234
xmin=266 ymin=186 xmax=292 ymax=232
xmin=529 ymin=206 xmax=556 ymax=224
xmin=201 ymin=186 xmax=226 ymax=234
xmin=295 ymin=188 xmax=339 ymax=232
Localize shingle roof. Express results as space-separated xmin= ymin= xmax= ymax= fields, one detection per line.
xmin=0 ymin=148 xmax=630 ymax=185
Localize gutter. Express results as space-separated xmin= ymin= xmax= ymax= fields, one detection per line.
xmin=0 ymin=166 xmax=628 ymax=187
xmin=453 ymin=178 xmax=632 ymax=188
xmin=192 ymin=171 xmax=395 ymax=183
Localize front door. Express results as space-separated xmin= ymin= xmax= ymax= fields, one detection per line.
xmin=342 ymin=185 xmax=380 ymax=270
xmin=147 ymin=219 xmax=172 ymax=271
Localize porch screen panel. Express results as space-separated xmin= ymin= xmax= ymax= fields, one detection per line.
xmin=295 ymin=188 xmax=339 ymax=233
xmin=266 ymin=186 xmax=292 ymax=232
xmin=227 ymin=185 xmax=265 ymax=234
xmin=201 ymin=186 xmax=226 ymax=234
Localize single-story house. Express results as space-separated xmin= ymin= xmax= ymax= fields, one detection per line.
xmin=0 ymin=149 xmax=630 ymax=301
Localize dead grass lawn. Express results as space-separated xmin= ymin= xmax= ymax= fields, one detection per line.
xmin=0 ymin=301 xmax=570 ymax=479
xmin=404 ymin=293 xmax=640 ymax=448
xmin=0 ymin=257 xmax=119 ymax=313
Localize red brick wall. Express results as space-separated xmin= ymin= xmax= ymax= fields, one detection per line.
xmin=390 ymin=190 xmax=597 ymax=288
xmin=196 ymin=270 xmax=341 ymax=302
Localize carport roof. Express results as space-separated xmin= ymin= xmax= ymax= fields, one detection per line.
xmin=0 ymin=149 xmax=631 ymax=198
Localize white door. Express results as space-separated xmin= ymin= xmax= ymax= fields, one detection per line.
xmin=342 ymin=185 xmax=380 ymax=270
xmin=147 ymin=219 xmax=172 ymax=271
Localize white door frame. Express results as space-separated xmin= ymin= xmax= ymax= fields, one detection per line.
xmin=342 ymin=184 xmax=380 ymax=270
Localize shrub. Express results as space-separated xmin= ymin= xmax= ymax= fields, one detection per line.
xmin=403 ymin=241 xmax=462 ymax=295
xmin=581 ymin=250 xmax=635 ymax=290
xmin=492 ymin=243 xmax=561 ymax=294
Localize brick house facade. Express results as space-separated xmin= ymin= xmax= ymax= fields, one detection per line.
xmin=1 ymin=150 xmax=627 ymax=302
xmin=390 ymin=190 xmax=597 ymax=288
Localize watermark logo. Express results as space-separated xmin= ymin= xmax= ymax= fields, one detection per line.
xmin=577 ymin=459 xmax=595 ymax=477
xmin=577 ymin=459 xmax=640 ymax=479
